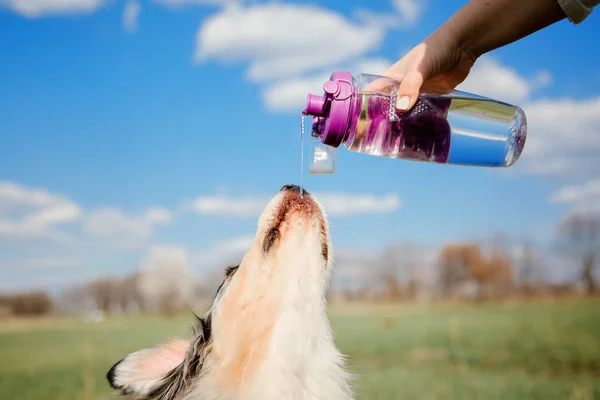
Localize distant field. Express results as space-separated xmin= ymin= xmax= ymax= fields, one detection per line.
xmin=1 ymin=298 xmax=599 ymax=400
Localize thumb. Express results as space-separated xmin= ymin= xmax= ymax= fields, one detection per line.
xmin=396 ymin=70 xmax=424 ymax=111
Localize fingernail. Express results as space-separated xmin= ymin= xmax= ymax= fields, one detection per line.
xmin=396 ymin=96 xmax=410 ymax=110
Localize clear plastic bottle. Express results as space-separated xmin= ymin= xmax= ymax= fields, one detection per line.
xmin=303 ymin=72 xmax=527 ymax=174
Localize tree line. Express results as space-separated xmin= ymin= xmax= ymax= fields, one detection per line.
xmin=1 ymin=211 xmax=598 ymax=318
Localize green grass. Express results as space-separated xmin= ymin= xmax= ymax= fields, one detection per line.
xmin=1 ymin=298 xmax=599 ymax=399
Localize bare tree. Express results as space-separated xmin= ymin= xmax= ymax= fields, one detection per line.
xmin=118 ymin=272 xmax=147 ymax=313
xmin=516 ymin=240 xmax=545 ymax=293
xmin=137 ymin=245 xmax=196 ymax=315
xmin=376 ymin=243 xmax=424 ymax=300
xmin=0 ymin=291 xmax=54 ymax=317
xmin=484 ymin=253 xmax=515 ymax=298
xmin=437 ymin=242 xmax=515 ymax=300
xmin=484 ymin=233 xmax=513 ymax=264
xmin=437 ymin=244 xmax=478 ymax=298
xmin=557 ymin=212 xmax=600 ymax=294
xmin=53 ymin=272 xmax=147 ymax=317
xmin=376 ymin=246 xmax=403 ymax=300
xmin=86 ymin=277 xmax=121 ymax=314
xmin=484 ymin=234 xmax=515 ymax=297
xmin=55 ymin=285 xmax=94 ymax=315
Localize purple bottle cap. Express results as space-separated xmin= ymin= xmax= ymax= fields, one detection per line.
xmin=303 ymin=71 xmax=354 ymax=148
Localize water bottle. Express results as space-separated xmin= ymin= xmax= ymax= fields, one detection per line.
xmin=302 ymin=71 xmax=527 ymax=174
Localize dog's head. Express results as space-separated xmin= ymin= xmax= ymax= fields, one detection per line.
xmin=107 ymin=184 xmax=332 ymax=399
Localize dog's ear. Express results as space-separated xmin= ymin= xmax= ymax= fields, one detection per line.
xmin=107 ymin=317 xmax=212 ymax=399
xmin=106 ymin=338 xmax=190 ymax=398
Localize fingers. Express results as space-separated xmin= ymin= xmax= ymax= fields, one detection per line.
xmin=396 ymin=70 xmax=424 ymax=111
xmin=362 ymin=76 xmax=394 ymax=93
xmin=362 ymin=43 xmax=431 ymax=111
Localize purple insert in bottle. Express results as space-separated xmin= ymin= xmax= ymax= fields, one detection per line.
xmin=365 ymin=94 xmax=393 ymax=154
xmin=392 ymin=97 xmax=452 ymax=163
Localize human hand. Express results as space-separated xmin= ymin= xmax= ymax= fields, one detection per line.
xmin=381 ymin=0 xmax=570 ymax=112
xmin=382 ymin=35 xmax=478 ymax=111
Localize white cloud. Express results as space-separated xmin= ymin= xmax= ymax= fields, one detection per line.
xmin=353 ymin=0 xmax=424 ymax=31
xmin=151 ymin=0 xmax=227 ymax=5
xmin=0 ymin=181 xmax=75 ymax=210
xmin=194 ymin=3 xmax=386 ymax=82
xmin=352 ymin=57 xmax=394 ymax=75
xmin=22 ymin=203 xmax=80 ymax=230
xmin=190 ymin=191 xmax=401 ymax=218
xmin=391 ymin=0 xmax=423 ymax=26
xmin=550 ymin=179 xmax=600 ymax=213
xmin=122 ymin=0 xmax=141 ymax=33
xmin=2 ymin=256 xmax=82 ymax=270
xmin=531 ymin=70 xmax=552 ymax=90
xmin=194 ymin=235 xmax=254 ymax=267
xmin=263 ymin=57 xmax=393 ymax=113
xmin=145 ymin=207 xmax=172 ymax=224
xmin=0 ymin=181 xmax=81 ymax=243
xmin=186 ymin=1 xmax=423 ymax=113
xmin=192 ymin=195 xmax=268 ymax=217
xmin=314 ymin=192 xmax=401 ymax=216
xmin=189 ymin=191 xmax=401 ymax=269
xmin=0 ymin=181 xmax=176 ymax=251
xmin=514 ymin=96 xmax=600 ymax=179
xmin=85 ymin=207 xmax=172 ymax=250
xmin=139 ymin=244 xmax=191 ymax=270
xmin=0 ymin=0 xmax=224 ymax=18
xmin=263 ymin=72 xmax=332 ymax=113
xmin=0 ymin=0 xmax=107 ymax=17
xmin=457 ymin=57 xmax=550 ymax=103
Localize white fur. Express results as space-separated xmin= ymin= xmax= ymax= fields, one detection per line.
xmin=187 ymin=192 xmax=352 ymax=400
xmin=110 ymin=189 xmax=353 ymax=400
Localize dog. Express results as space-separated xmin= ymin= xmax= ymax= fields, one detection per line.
xmin=106 ymin=184 xmax=353 ymax=400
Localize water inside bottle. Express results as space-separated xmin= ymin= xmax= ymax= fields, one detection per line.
xmin=349 ymin=92 xmax=526 ymax=167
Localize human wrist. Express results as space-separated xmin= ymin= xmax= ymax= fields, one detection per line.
xmin=434 ymin=2 xmax=489 ymax=59
xmin=438 ymin=0 xmax=568 ymax=58
xmin=424 ymin=21 xmax=481 ymax=68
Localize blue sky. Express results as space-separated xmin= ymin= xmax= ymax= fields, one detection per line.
xmin=0 ymin=0 xmax=599 ymax=292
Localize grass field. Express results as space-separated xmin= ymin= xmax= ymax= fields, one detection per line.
xmin=1 ymin=298 xmax=599 ymax=400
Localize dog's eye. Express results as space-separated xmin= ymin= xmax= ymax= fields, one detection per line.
xmin=322 ymin=242 xmax=329 ymax=263
xmin=263 ymin=227 xmax=279 ymax=253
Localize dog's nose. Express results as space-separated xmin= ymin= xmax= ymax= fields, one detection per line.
xmin=280 ymin=184 xmax=309 ymax=195
xmin=281 ymin=184 xmax=299 ymax=192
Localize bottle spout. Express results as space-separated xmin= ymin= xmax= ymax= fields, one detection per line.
xmin=305 ymin=94 xmax=327 ymax=117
